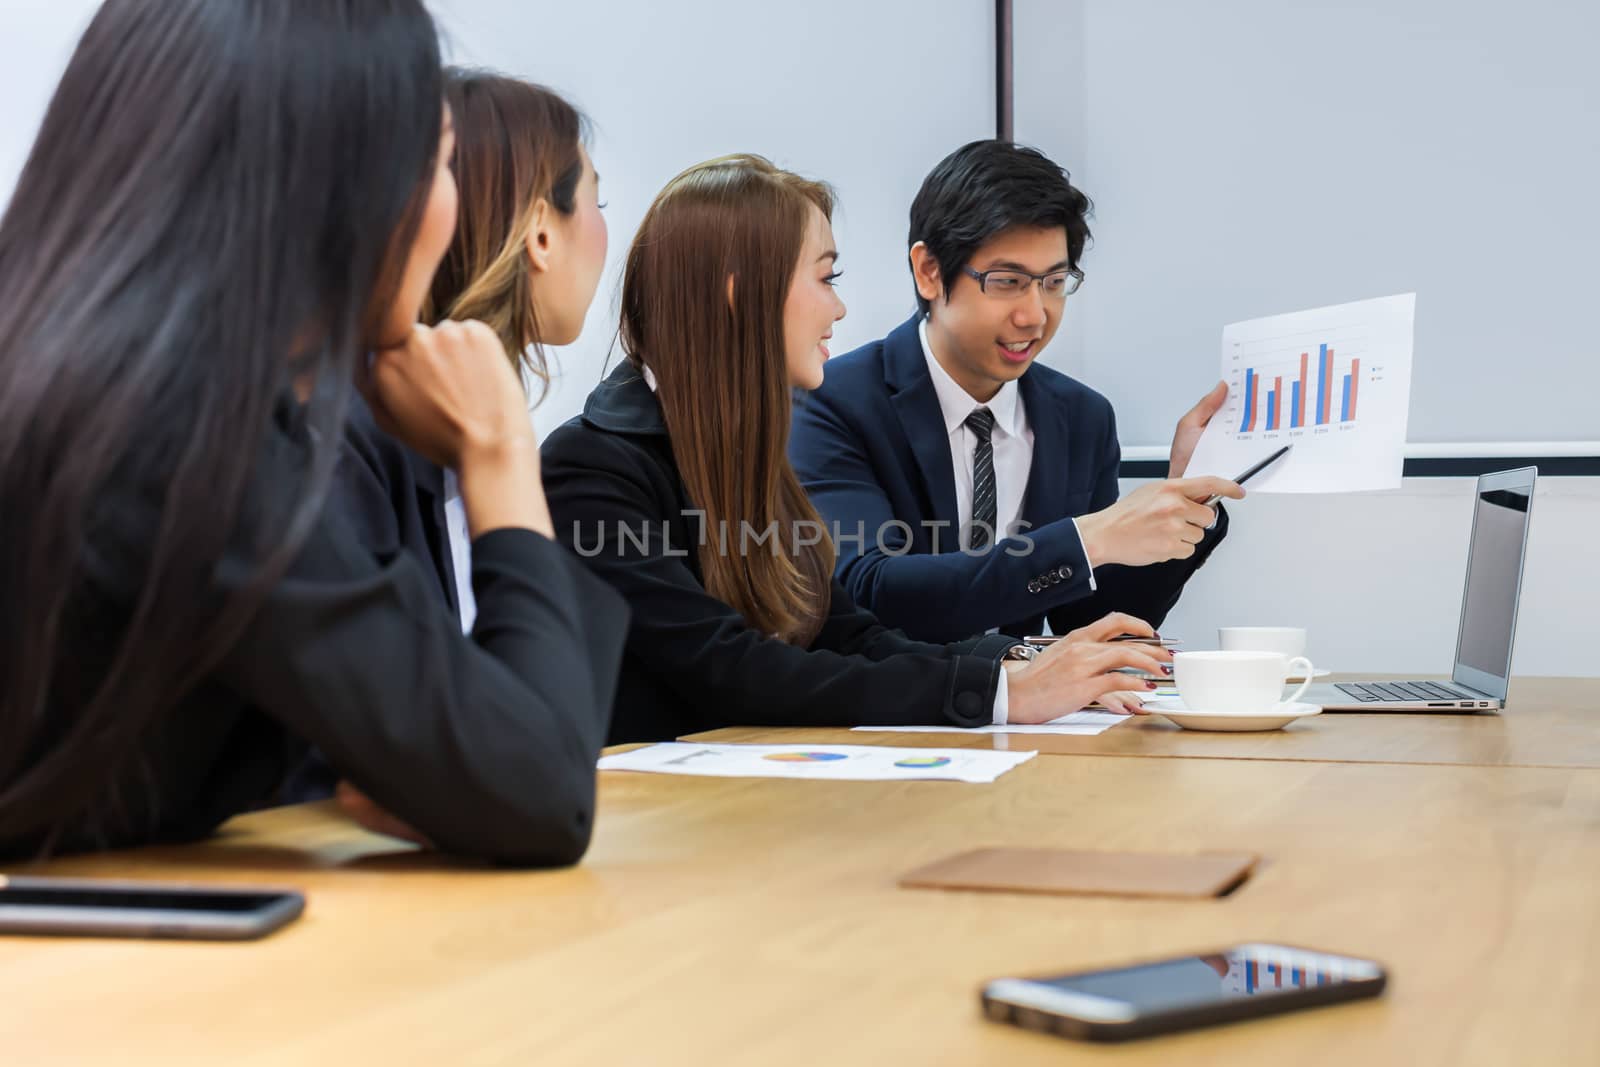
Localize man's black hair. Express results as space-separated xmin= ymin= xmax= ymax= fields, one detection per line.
xmin=908 ymin=140 xmax=1092 ymax=314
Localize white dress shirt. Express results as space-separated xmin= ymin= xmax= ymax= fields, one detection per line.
xmin=918 ymin=318 xmax=1034 ymax=552
xmin=918 ymin=321 xmax=1022 ymax=723
xmin=918 ymin=319 xmax=1108 ymax=723
xmin=442 ymin=468 xmax=478 ymax=635
xmin=442 ymin=361 xmax=547 ymax=635
xmin=917 ymin=318 xmax=1097 ymax=585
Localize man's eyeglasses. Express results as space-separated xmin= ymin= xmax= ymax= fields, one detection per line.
xmin=962 ymin=266 xmax=1084 ymax=299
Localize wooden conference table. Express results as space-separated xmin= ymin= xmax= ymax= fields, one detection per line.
xmin=2 ymin=676 xmax=1596 ymax=1066
xmin=694 ymin=675 xmax=1600 ymax=771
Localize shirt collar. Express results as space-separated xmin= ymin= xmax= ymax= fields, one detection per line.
xmin=917 ymin=317 xmax=1022 ymax=439
xmin=580 ymin=360 xmax=668 ymax=436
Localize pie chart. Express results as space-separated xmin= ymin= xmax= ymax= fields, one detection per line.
xmin=894 ymin=756 xmax=952 ymax=768
xmin=762 ymin=751 xmax=849 ymax=763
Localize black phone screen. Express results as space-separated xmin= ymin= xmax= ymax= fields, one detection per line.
xmin=0 ymin=884 xmax=289 ymax=913
xmin=1036 ymin=947 xmax=1374 ymax=1015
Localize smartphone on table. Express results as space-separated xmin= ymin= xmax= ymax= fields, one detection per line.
xmin=0 ymin=875 xmax=305 ymax=940
xmin=981 ymin=943 xmax=1386 ymax=1042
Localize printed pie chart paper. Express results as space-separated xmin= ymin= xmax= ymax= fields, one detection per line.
xmin=598 ymin=743 xmax=1036 ymax=783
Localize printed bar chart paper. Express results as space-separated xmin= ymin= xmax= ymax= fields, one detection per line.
xmin=1185 ymin=293 xmax=1415 ymax=493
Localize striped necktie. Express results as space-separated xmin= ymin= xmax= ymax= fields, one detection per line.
xmin=964 ymin=406 xmax=997 ymax=550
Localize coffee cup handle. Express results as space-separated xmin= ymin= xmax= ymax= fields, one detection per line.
xmin=1285 ymin=656 xmax=1314 ymax=704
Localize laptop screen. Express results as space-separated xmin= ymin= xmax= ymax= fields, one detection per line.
xmin=1452 ymin=470 xmax=1535 ymax=699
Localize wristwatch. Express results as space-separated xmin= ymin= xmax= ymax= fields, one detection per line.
xmin=1002 ymin=643 xmax=1041 ymax=662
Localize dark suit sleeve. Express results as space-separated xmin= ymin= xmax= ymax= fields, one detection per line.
xmin=1044 ymin=408 xmax=1229 ymax=636
xmin=213 ymin=516 xmax=629 ymax=868
xmin=791 ymin=389 xmax=1096 ymax=644
xmin=543 ymin=428 xmax=1012 ymax=733
xmin=328 ymin=411 xmax=406 ymax=561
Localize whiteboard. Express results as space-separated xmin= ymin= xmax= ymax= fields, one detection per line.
xmin=1015 ymin=0 xmax=1600 ymax=451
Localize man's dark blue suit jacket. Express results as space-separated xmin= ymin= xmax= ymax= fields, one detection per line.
xmin=789 ymin=314 xmax=1226 ymax=643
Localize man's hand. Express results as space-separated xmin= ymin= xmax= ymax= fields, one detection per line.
xmin=1169 ymin=380 xmax=1228 ymax=479
xmin=1076 ymin=477 xmax=1243 ymax=567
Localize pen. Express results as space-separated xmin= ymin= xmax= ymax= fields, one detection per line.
xmin=1203 ymin=444 xmax=1292 ymax=507
xmin=1024 ymin=635 xmax=1182 ymax=647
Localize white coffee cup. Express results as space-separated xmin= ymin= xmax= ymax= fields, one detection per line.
xmin=1218 ymin=626 xmax=1308 ymax=658
xmin=1174 ymin=650 xmax=1315 ymax=713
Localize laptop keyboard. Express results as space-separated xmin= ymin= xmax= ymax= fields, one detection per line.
xmin=1334 ymin=681 xmax=1474 ymax=703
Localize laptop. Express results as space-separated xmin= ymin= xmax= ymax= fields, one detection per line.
xmin=1303 ymin=467 xmax=1536 ymax=712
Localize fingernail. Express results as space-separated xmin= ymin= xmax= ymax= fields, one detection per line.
xmin=1145 ymin=681 xmax=1158 ymax=690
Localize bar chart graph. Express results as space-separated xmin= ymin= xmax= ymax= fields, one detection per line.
xmin=1184 ymin=293 xmax=1416 ymax=493
xmin=1238 ymin=343 xmax=1362 ymax=433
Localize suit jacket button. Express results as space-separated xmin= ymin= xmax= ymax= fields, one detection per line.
xmin=1057 ymin=565 xmax=1073 ymax=580
xmin=1027 ymin=579 xmax=1042 ymax=594
xmin=955 ymin=691 xmax=982 ymax=717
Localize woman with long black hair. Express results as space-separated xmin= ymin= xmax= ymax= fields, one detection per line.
xmin=0 ymin=0 xmax=627 ymax=865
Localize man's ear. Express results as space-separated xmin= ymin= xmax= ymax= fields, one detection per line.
xmin=523 ymin=198 xmax=553 ymax=274
xmin=909 ymin=241 xmax=943 ymax=304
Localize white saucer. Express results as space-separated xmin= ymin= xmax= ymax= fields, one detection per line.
xmin=1145 ymin=697 xmax=1322 ymax=733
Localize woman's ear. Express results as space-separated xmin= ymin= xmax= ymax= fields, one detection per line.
xmin=909 ymin=241 xmax=942 ymax=304
xmin=523 ymin=198 xmax=553 ymax=275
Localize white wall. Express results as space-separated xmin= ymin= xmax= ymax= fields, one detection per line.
xmin=1017 ymin=0 xmax=1600 ymax=449
xmin=3 ymin=0 xmax=996 ymax=437
xmin=429 ymin=0 xmax=996 ymax=434
xmin=0 ymin=0 xmax=102 ymax=209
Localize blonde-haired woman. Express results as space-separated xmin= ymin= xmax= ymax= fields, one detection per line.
xmin=298 ymin=70 xmax=614 ymax=807
xmin=332 ymin=70 xmax=607 ymax=631
xmin=427 ymin=69 xmax=609 ymax=398
xmin=541 ymin=155 xmax=1170 ymax=744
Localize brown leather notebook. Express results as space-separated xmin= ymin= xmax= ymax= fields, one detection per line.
xmin=900 ymin=847 xmax=1258 ymax=900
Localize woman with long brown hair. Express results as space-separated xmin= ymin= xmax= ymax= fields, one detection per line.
xmin=540 ymin=155 xmax=1171 ymax=743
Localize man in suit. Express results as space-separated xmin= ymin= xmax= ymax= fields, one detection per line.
xmin=789 ymin=140 xmax=1242 ymax=644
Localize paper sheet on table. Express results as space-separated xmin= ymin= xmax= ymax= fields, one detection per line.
xmin=1184 ymin=293 xmax=1415 ymax=493
xmin=852 ymin=709 xmax=1133 ymax=737
xmin=597 ymin=743 xmax=1036 ymax=783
